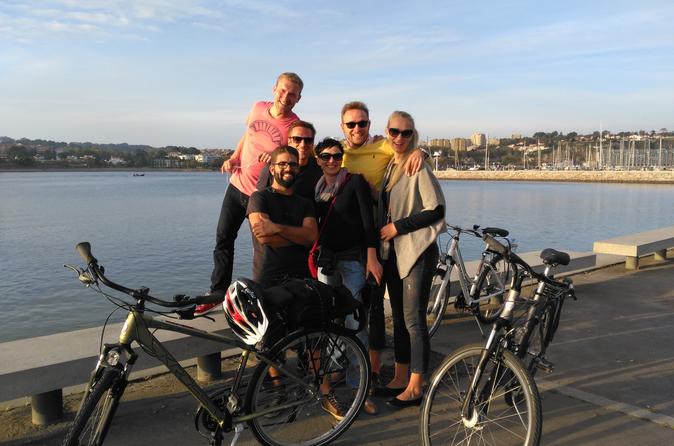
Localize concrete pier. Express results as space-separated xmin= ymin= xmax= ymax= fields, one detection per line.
xmin=1 ymin=252 xmax=673 ymax=445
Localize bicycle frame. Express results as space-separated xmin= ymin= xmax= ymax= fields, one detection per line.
xmin=105 ymin=309 xmax=321 ymax=430
xmin=434 ymin=232 xmax=508 ymax=310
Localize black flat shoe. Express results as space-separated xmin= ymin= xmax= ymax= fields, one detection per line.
xmin=386 ymin=396 xmax=422 ymax=409
xmin=373 ymin=386 xmax=406 ymax=397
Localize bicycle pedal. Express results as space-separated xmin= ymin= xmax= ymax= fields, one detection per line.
xmin=535 ymin=358 xmax=554 ymax=373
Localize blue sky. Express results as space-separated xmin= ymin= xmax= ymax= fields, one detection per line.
xmin=1 ymin=0 xmax=673 ymax=148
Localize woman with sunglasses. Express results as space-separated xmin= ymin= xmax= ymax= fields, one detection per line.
xmin=377 ymin=111 xmax=445 ymax=408
xmin=313 ymin=137 xmax=383 ymax=417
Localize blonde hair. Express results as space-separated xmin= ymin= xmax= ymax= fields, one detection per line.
xmin=385 ymin=111 xmax=419 ymax=192
xmin=276 ymin=72 xmax=304 ymax=92
xmin=341 ymin=101 xmax=369 ymax=120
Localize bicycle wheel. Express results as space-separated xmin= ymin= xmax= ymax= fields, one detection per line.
xmin=246 ymin=327 xmax=370 ymax=446
xmin=420 ymin=343 xmax=541 ymax=446
xmin=474 ymin=257 xmax=511 ymax=324
xmin=62 ymin=368 xmax=125 ymax=446
xmin=524 ymin=303 xmax=554 ymax=376
xmin=427 ymin=263 xmax=450 ymax=338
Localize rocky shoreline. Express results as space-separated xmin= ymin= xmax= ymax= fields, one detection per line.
xmin=434 ymin=169 xmax=674 ymax=184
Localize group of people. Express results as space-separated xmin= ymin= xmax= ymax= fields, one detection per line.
xmin=199 ymin=72 xmax=446 ymax=418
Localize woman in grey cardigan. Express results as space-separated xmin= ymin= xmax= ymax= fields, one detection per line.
xmin=377 ymin=111 xmax=445 ymax=408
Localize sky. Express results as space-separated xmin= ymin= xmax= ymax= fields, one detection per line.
xmin=1 ymin=0 xmax=673 ymax=148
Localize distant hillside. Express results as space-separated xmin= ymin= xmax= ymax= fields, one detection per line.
xmin=1 ymin=136 xmax=169 ymax=153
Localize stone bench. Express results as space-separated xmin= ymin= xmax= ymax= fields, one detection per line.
xmin=0 ymin=313 xmax=238 ymax=425
xmin=593 ymin=226 xmax=674 ymax=270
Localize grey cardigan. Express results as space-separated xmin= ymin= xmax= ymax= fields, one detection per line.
xmin=379 ymin=162 xmax=445 ymax=278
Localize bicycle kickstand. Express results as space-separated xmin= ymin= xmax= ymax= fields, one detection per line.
xmin=473 ymin=315 xmax=487 ymax=339
xmin=229 ymin=423 xmax=244 ymax=446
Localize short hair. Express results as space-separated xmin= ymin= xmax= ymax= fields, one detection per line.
xmin=276 ymin=72 xmax=304 ymax=92
xmin=288 ymin=120 xmax=316 ymax=137
xmin=341 ymin=101 xmax=369 ymax=120
xmin=270 ymin=145 xmax=299 ymax=164
xmin=314 ymin=138 xmax=344 ymax=156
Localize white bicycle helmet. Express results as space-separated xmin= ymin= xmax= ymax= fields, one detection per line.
xmin=223 ymin=278 xmax=269 ymax=345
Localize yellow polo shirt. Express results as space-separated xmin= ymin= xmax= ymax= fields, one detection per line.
xmin=342 ymin=139 xmax=394 ymax=192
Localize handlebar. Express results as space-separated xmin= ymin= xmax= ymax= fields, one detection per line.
xmin=72 ymin=242 xmax=221 ymax=310
xmin=445 ymin=223 xmax=515 ymax=256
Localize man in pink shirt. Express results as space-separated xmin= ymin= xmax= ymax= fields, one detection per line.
xmin=197 ymin=73 xmax=303 ymax=315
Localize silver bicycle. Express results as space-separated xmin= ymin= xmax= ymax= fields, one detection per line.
xmin=427 ymin=224 xmax=516 ymax=338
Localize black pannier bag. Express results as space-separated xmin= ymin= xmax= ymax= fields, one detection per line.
xmin=271 ymin=278 xmax=362 ymax=330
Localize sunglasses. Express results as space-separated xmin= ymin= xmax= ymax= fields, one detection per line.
xmin=388 ymin=128 xmax=414 ymax=139
xmin=289 ymin=135 xmax=314 ymax=145
xmin=317 ymin=152 xmax=344 ymax=162
xmin=343 ymin=120 xmax=369 ymax=129
xmin=273 ymin=161 xmax=299 ymax=169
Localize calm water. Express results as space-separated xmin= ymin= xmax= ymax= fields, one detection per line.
xmin=1 ymin=171 xmax=673 ymax=342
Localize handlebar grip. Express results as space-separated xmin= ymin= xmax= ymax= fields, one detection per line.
xmin=76 ymin=242 xmax=98 ymax=265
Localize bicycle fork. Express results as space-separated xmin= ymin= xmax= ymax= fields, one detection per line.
xmin=460 ymin=282 xmax=522 ymax=422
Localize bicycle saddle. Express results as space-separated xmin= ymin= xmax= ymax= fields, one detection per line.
xmin=540 ymin=249 xmax=570 ymax=266
xmin=482 ymin=227 xmax=509 ymax=237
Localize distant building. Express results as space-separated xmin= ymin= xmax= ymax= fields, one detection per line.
xmin=429 ymin=138 xmax=451 ymax=149
xmin=471 ymin=133 xmax=486 ymax=148
xmin=511 ymin=133 xmax=523 ymax=140
xmin=196 ymin=154 xmax=224 ymax=164
xmin=488 ymin=137 xmax=501 ymax=146
xmin=451 ymin=138 xmax=469 ymax=152
xmin=107 ymin=157 xmax=126 ymax=165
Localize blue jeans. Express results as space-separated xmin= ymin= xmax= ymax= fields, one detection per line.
xmin=318 ymin=260 xmax=368 ymax=388
xmin=318 ymin=260 xmax=368 ymax=347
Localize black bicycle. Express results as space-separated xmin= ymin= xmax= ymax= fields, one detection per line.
xmin=62 ymin=242 xmax=370 ymax=446
xmin=420 ymin=241 xmax=576 ymax=446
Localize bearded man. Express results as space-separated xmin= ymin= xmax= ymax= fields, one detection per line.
xmin=247 ymin=145 xmax=318 ymax=287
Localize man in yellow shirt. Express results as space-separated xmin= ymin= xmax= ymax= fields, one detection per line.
xmin=340 ymin=101 xmax=425 ymax=192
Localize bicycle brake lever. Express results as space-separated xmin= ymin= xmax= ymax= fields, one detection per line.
xmin=176 ymin=306 xmax=197 ymax=320
xmin=65 ymin=264 xmax=96 ymax=285
xmin=194 ymin=314 xmax=216 ymax=322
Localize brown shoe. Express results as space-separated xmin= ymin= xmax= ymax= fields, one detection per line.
xmin=362 ymin=397 xmax=379 ymax=415
xmin=321 ymin=390 xmax=346 ymax=421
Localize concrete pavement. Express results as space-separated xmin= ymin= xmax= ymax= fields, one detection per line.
xmin=3 ymin=257 xmax=674 ymax=445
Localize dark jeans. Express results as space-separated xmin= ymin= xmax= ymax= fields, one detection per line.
xmin=210 ymin=184 xmax=249 ymax=292
xmin=384 ymin=243 xmax=438 ymax=375
xmin=367 ymin=283 xmax=387 ymax=351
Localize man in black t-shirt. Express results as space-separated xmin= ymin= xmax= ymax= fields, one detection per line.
xmin=253 ymin=121 xmax=322 ymax=280
xmin=247 ymin=145 xmax=318 ymax=287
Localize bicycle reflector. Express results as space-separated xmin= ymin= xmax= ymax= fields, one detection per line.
xmin=223 ymin=279 xmax=269 ymax=345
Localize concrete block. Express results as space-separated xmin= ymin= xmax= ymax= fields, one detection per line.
xmin=31 ymin=389 xmax=63 ymax=425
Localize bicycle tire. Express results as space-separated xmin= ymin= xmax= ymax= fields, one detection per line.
xmin=427 ymin=264 xmax=450 ymax=338
xmin=474 ymin=257 xmax=511 ymax=324
xmin=62 ymin=368 xmax=124 ymax=446
xmin=245 ymin=327 xmax=370 ymax=446
xmin=420 ymin=343 xmax=542 ymax=446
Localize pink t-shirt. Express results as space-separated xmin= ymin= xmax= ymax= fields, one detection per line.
xmin=230 ymin=101 xmax=299 ymax=196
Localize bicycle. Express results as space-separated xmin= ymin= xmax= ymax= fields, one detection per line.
xmin=420 ymin=243 xmax=576 ymax=446
xmin=426 ymin=224 xmax=516 ymax=338
xmin=62 ymin=242 xmax=370 ymax=446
